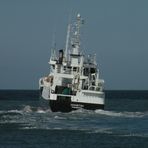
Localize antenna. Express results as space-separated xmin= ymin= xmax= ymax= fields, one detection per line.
xmin=71 ymin=13 xmax=84 ymax=55
xmin=51 ymin=29 xmax=56 ymax=60
xmin=65 ymin=13 xmax=72 ymax=61
xmin=65 ymin=23 xmax=71 ymax=61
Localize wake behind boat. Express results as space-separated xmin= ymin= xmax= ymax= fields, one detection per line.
xmin=39 ymin=14 xmax=105 ymax=112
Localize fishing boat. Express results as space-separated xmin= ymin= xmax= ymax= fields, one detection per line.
xmin=39 ymin=14 xmax=105 ymax=112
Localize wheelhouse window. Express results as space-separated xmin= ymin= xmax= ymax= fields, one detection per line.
xmin=63 ymin=66 xmax=66 ymax=70
xmin=90 ymin=68 xmax=96 ymax=73
xmin=73 ymin=67 xmax=77 ymax=72
xmin=83 ymin=68 xmax=89 ymax=76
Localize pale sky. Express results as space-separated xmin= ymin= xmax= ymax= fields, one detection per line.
xmin=0 ymin=0 xmax=148 ymax=90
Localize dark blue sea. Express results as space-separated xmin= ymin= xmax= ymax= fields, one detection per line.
xmin=0 ymin=90 xmax=148 ymax=148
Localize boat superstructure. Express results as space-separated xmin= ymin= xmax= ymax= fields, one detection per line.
xmin=39 ymin=14 xmax=105 ymax=112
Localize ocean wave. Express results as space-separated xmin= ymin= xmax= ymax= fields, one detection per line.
xmin=1 ymin=108 xmax=147 ymax=138
xmin=119 ymin=133 xmax=148 ymax=138
xmin=1 ymin=107 xmax=148 ymax=119
xmin=54 ymin=115 xmax=67 ymax=120
xmin=22 ymin=105 xmax=51 ymax=114
xmin=36 ymin=107 xmax=51 ymax=114
xmin=87 ymin=128 xmax=113 ymax=134
xmin=22 ymin=105 xmax=33 ymax=113
xmin=95 ymin=110 xmax=148 ymax=118
xmin=0 ymin=110 xmax=23 ymax=115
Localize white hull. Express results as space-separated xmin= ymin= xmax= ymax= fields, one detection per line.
xmin=40 ymin=86 xmax=105 ymax=112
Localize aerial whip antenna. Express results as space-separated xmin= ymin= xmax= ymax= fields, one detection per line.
xmin=51 ymin=28 xmax=56 ymax=60
xmin=65 ymin=13 xmax=72 ymax=61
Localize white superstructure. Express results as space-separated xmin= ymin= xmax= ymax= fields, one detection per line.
xmin=39 ymin=14 xmax=105 ymax=112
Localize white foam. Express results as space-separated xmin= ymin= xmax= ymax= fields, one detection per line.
xmin=8 ymin=110 xmax=23 ymax=114
xmin=118 ymin=133 xmax=148 ymax=138
xmin=53 ymin=127 xmax=63 ymax=130
xmin=54 ymin=115 xmax=66 ymax=120
xmin=87 ymin=128 xmax=113 ymax=134
xmin=0 ymin=110 xmax=22 ymax=114
xmin=23 ymin=105 xmax=32 ymax=113
xmin=95 ymin=110 xmax=147 ymax=118
xmin=37 ymin=107 xmax=52 ymax=114
xmin=36 ymin=107 xmax=46 ymax=113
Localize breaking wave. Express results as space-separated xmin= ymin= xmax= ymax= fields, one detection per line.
xmin=22 ymin=105 xmax=51 ymax=113
xmin=0 ymin=106 xmax=148 ymax=138
xmin=95 ymin=109 xmax=148 ymax=118
xmin=23 ymin=105 xmax=32 ymax=113
xmin=1 ymin=105 xmax=148 ymax=118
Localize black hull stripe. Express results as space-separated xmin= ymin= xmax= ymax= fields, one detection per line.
xmin=49 ymin=100 xmax=104 ymax=112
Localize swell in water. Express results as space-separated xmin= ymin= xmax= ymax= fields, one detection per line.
xmin=95 ymin=109 xmax=148 ymax=118
xmin=0 ymin=105 xmax=148 ymax=138
xmin=0 ymin=105 xmax=148 ymax=118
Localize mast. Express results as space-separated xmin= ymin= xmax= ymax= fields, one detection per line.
xmin=51 ymin=31 xmax=56 ymax=60
xmin=70 ymin=13 xmax=84 ymax=67
xmin=65 ymin=23 xmax=71 ymax=61
xmin=71 ymin=13 xmax=83 ymax=55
